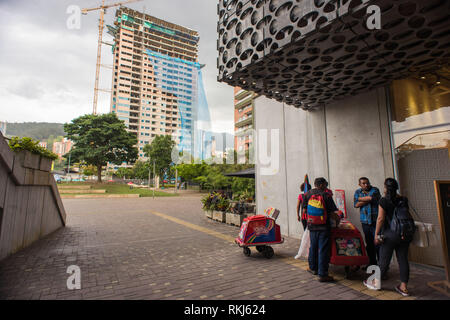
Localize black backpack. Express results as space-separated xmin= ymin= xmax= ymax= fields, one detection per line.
xmin=388 ymin=198 xmax=416 ymax=242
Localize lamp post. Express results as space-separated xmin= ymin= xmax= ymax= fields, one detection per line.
xmin=174 ymin=167 xmax=178 ymax=194
xmin=153 ymin=159 xmax=155 ymax=199
xmin=67 ymin=152 xmax=71 ymax=179
xmin=148 ymin=158 xmax=151 ymax=189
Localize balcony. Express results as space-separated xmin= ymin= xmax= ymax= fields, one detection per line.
xmin=235 ymin=90 xmax=252 ymax=101
xmin=235 ymin=126 xmax=253 ymax=137
xmin=243 ymin=107 xmax=253 ymax=116
xmin=235 ymin=116 xmax=253 ymax=128
xmin=235 ymin=95 xmax=253 ymax=109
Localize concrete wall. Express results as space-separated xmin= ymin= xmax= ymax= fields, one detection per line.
xmin=255 ymin=87 xmax=394 ymax=239
xmin=0 ymin=132 xmax=66 ymax=261
xmin=325 ymin=88 xmax=394 ymax=226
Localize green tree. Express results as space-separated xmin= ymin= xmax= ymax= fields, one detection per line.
xmin=64 ymin=113 xmax=138 ymax=183
xmin=176 ymin=162 xmax=208 ymax=182
xmin=114 ymin=167 xmax=134 ymax=179
xmin=81 ymin=164 xmax=96 ymax=177
xmin=143 ymin=135 xmax=175 ymax=186
xmin=231 ymin=177 xmax=255 ymax=199
xmin=132 ymin=160 xmax=150 ymax=180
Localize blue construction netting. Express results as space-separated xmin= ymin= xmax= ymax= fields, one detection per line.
xmin=144 ymin=49 xmax=211 ymax=160
xmin=196 ymin=64 xmax=212 ymax=160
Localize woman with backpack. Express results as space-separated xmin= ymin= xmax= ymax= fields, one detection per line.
xmin=296 ymin=181 xmax=312 ymax=231
xmin=363 ymin=178 xmax=414 ymax=296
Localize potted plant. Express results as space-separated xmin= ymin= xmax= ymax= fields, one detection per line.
xmin=213 ymin=194 xmax=229 ymax=222
xmin=201 ymin=193 xmax=215 ymax=219
xmin=226 ymin=194 xmax=247 ymax=226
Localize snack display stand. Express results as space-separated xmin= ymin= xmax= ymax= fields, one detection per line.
xmin=331 ymin=190 xmax=369 ymax=278
xmin=235 ymin=208 xmax=284 ymax=259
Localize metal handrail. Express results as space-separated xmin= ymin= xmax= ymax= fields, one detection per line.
xmin=395 ymin=129 xmax=450 ymax=150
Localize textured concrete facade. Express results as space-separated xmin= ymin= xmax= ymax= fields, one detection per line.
xmin=0 ymin=132 xmax=66 ymax=261
xmin=217 ymin=0 xmax=450 ymax=109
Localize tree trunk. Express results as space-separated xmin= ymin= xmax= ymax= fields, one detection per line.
xmin=97 ymin=165 xmax=102 ymax=183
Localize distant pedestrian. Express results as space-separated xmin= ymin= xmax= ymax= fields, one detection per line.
xmin=297 ymin=181 xmax=312 ymax=231
xmin=302 ymin=177 xmax=341 ymax=282
xmin=354 ymin=177 xmax=381 ymax=267
xmin=363 ymin=178 xmax=414 ymax=296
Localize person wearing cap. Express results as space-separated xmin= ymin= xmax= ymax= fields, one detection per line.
xmin=302 ymin=177 xmax=341 ymax=282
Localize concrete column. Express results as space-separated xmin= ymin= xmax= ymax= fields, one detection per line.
xmin=254 ymin=87 xmax=394 ymax=238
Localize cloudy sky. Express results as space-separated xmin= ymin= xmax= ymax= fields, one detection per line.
xmin=0 ymin=0 xmax=235 ymax=133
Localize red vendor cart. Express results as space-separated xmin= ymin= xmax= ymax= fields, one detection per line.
xmin=235 ymin=211 xmax=284 ymax=259
xmin=331 ymin=190 xmax=369 ymax=278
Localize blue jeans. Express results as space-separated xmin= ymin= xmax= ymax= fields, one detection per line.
xmin=308 ymin=230 xmax=331 ymax=277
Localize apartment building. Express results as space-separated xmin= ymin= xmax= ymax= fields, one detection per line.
xmin=234 ymin=87 xmax=256 ymax=155
xmin=52 ymin=138 xmax=73 ymax=160
xmin=109 ymin=7 xmax=200 ymax=159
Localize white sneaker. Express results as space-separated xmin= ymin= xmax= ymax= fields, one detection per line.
xmin=363 ymin=279 xmax=380 ymax=291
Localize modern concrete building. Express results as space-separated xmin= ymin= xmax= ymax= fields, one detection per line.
xmin=217 ymin=0 xmax=450 ymax=267
xmin=109 ymin=7 xmax=202 ymax=159
xmin=234 ymin=87 xmax=257 ymax=159
xmin=52 ymin=138 xmax=73 ymax=160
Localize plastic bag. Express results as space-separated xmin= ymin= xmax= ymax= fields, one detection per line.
xmin=295 ymin=228 xmax=310 ymax=259
xmin=412 ymin=222 xmax=438 ymax=247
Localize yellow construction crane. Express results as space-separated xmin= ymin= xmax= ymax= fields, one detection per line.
xmin=82 ymin=0 xmax=142 ymax=115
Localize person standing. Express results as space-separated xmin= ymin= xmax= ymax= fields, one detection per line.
xmin=297 ymin=182 xmax=312 ymax=231
xmin=364 ymin=178 xmax=414 ymax=297
xmin=354 ymin=177 xmax=381 ymax=267
xmin=302 ymin=177 xmax=341 ymax=282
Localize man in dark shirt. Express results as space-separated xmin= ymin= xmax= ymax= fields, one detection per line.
xmin=354 ymin=177 xmax=381 ymax=266
xmin=302 ymin=177 xmax=341 ymax=282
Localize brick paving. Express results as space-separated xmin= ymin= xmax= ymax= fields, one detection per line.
xmin=0 ymin=195 xmax=448 ymax=300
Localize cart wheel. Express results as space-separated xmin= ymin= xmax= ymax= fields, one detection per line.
xmin=263 ymin=246 xmax=274 ymax=259
xmin=243 ymin=247 xmax=251 ymax=257
xmin=256 ymin=245 xmax=266 ymax=253
xmin=344 ymin=266 xmax=351 ymax=279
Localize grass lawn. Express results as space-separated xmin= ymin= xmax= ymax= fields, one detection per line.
xmin=58 ymin=182 xmax=177 ymax=197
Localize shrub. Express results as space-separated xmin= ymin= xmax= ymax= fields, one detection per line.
xmin=201 ymin=192 xmax=231 ymax=212
xmin=8 ymin=136 xmax=58 ymax=160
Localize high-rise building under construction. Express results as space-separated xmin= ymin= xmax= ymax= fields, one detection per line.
xmin=109 ymin=7 xmax=206 ymax=159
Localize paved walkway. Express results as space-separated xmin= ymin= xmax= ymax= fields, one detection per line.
xmin=0 ymin=196 xmax=448 ymax=300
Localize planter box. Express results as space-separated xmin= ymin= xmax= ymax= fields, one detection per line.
xmin=204 ymin=210 xmax=213 ymax=219
xmin=39 ymin=156 xmax=53 ymax=172
xmin=23 ymin=151 xmax=40 ymax=170
xmin=226 ymin=212 xmax=244 ymax=226
xmin=213 ymin=211 xmax=226 ymax=222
